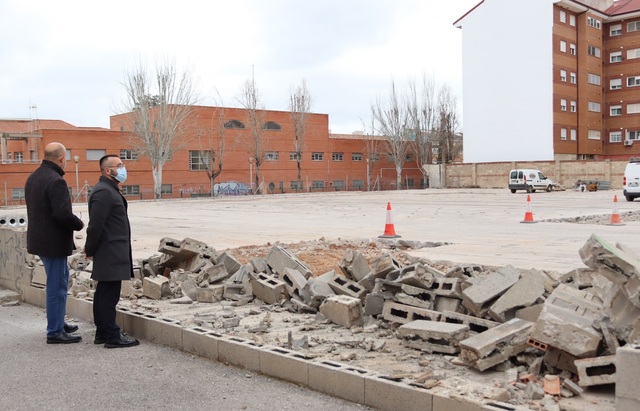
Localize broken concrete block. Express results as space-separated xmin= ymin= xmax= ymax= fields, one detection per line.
xmin=434 ymin=296 xmax=462 ymax=313
xmin=488 ymin=270 xmax=546 ymax=322
xmin=196 ymin=285 xmax=224 ymax=303
xmin=181 ymin=255 xmax=208 ymax=273
xmin=461 ymin=265 xmax=521 ymax=316
xmin=250 ymin=257 xmax=270 ymax=274
xmin=623 ymin=273 xmax=640 ymax=309
xmin=339 ymin=250 xmax=372 ymax=282
xmin=266 ymin=245 xmax=312 ymax=279
xmin=143 ymin=276 xmax=171 ymax=300
xmin=364 ymin=293 xmax=386 ymax=316
xmin=394 ymin=284 xmax=435 ymax=309
xmin=579 ymin=234 xmax=640 ymax=284
xmin=425 ymin=277 xmax=462 ymax=298
xmin=543 ymin=347 xmax=578 ymax=374
xmin=158 ymin=237 xmax=182 ymax=256
xmin=328 ymin=275 xmax=367 ymax=300
xmin=616 ymin=344 xmax=640 ymax=402
xmin=282 ymin=267 xmax=308 ymax=298
xmin=369 ymin=253 xmax=401 ymax=278
xmin=459 ymin=318 xmax=535 ymax=371
xmin=382 ymin=301 xmax=440 ymax=324
xmin=249 ymin=273 xmax=288 ymax=304
xmin=515 ymin=303 xmax=544 ymax=323
xmin=547 ymin=284 xmax=604 ymax=319
xmin=223 ymin=283 xmax=247 ymax=301
xmin=575 ymin=355 xmax=616 ymax=387
xmin=181 ymin=277 xmax=198 ymax=300
xmin=525 ymin=381 xmax=544 ymax=400
xmin=319 ymin=295 xmax=363 ymax=328
xmin=608 ymin=286 xmax=640 ymax=343
xmin=120 ymin=280 xmax=134 ymax=298
xmin=217 ymin=252 xmax=242 ymax=277
xmin=204 ymin=262 xmax=231 ymax=284
xmin=439 ymin=310 xmax=500 ymax=335
xmin=562 ymin=378 xmax=583 ymax=396
xmin=299 ymin=270 xmax=336 ymax=308
xmin=398 ymin=320 xmax=469 ymax=354
xmin=388 ymin=263 xmax=435 ymax=290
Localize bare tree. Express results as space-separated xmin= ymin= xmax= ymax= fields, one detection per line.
xmin=289 ymin=79 xmax=313 ymax=190
xmin=407 ymin=74 xmax=438 ymax=186
xmin=120 ymin=59 xmax=198 ymax=198
xmin=361 ymin=116 xmax=381 ymax=191
xmin=195 ymin=94 xmax=227 ymax=197
xmin=435 ymin=85 xmax=461 ymax=164
xmin=371 ymin=80 xmax=411 ymax=190
xmin=238 ymin=78 xmax=267 ymax=194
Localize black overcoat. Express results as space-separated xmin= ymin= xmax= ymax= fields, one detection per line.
xmin=85 ymin=176 xmax=133 ymax=281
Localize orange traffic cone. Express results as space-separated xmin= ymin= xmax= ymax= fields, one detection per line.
xmin=379 ymin=202 xmax=401 ymax=238
xmin=521 ymin=195 xmax=537 ymax=223
xmin=607 ymin=195 xmax=625 ymax=226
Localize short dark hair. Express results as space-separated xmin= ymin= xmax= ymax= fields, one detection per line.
xmin=99 ymin=154 xmax=119 ymax=170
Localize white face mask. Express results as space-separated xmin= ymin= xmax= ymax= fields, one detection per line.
xmin=112 ymin=166 xmax=127 ymax=183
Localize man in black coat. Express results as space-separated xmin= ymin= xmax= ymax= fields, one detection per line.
xmin=25 ymin=142 xmax=84 ymax=344
xmin=85 ymin=154 xmax=139 ymax=348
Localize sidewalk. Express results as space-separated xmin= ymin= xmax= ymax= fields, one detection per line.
xmin=0 ymin=300 xmax=368 ymax=411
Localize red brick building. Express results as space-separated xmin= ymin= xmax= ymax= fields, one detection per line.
xmin=1 ymin=106 xmax=424 ymax=206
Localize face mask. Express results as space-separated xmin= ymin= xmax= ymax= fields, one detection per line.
xmin=112 ymin=166 xmax=127 ymax=183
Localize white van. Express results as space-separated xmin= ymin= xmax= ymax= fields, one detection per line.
xmin=508 ymin=169 xmax=554 ymax=193
xmin=623 ymin=158 xmax=640 ymax=201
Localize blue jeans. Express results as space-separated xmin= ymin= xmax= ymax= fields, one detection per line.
xmin=40 ymin=256 xmax=70 ymax=337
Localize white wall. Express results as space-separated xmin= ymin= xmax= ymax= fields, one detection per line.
xmin=459 ymin=0 xmax=556 ymax=162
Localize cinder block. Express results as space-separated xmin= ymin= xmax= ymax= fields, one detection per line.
xmin=369 ymin=253 xmax=401 ymax=278
xmin=180 ymin=277 xmax=198 ymax=300
xmin=391 ymin=263 xmax=435 ymax=289
xmin=143 ymin=276 xmax=171 ymax=300
xmin=72 ymin=297 xmax=94 ymax=323
xmin=395 ymin=284 xmax=435 ymax=309
xmin=249 ymin=273 xmax=288 ymax=304
xmin=218 ymin=336 xmax=261 ymax=372
xmin=158 ymin=237 xmax=182 ymax=256
xmin=427 ymin=277 xmax=462 ymax=297
xmin=398 ymin=320 xmax=469 ymax=354
xmin=439 ymin=310 xmax=499 ymax=335
xmin=488 ymin=271 xmax=545 ymax=322
xmin=575 ymin=355 xmax=616 ymax=387
xmin=432 ymin=395 xmax=483 ymax=411
xmin=250 ymin=257 xmax=270 ymax=274
xmin=308 ymin=360 xmax=367 ymax=405
xmin=182 ymin=327 xmax=220 ymax=361
xmin=123 ymin=312 xmax=183 ymax=350
xmin=319 ymin=295 xmax=363 ymax=328
xmin=266 ymin=245 xmax=312 ymax=278
xmin=282 ymin=267 xmax=308 ymax=297
xmin=196 ymin=285 xmax=224 ymax=303
xmin=616 ymin=344 xmax=640 ymax=401
xmin=339 ymin=250 xmax=373 ymax=282
xmin=543 ymin=347 xmax=578 ymax=374
xmin=609 ymin=286 xmax=640 ymax=342
xmin=299 ymin=270 xmax=336 ymax=308
xmin=382 ymin=301 xmax=440 ymax=324
xmin=459 ymin=318 xmax=534 ymax=371
xmin=204 ymin=262 xmax=230 ymax=284
xmin=22 ymin=285 xmax=46 ymax=307
xmin=434 ymin=296 xmax=462 ymax=312
xmin=462 ymin=265 xmax=520 ymax=316
xmin=217 ymin=251 xmax=242 ymax=276
xmin=515 ymin=303 xmax=544 ymax=323
xmin=364 ymin=293 xmax=386 ymax=316
xmin=259 ymin=346 xmax=310 ymax=386
xmin=579 ymin=234 xmax=640 ymax=283
xmin=328 ymin=275 xmax=367 ymax=300
xmin=364 ymin=374 xmax=433 ymax=411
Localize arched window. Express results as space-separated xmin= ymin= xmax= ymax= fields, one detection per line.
xmin=262 ymin=121 xmax=281 ymax=130
xmin=224 ymin=119 xmax=245 ymax=129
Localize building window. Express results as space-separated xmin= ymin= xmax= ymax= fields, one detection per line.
xmin=588 ymin=130 xmax=601 ymax=140
xmin=628 ymin=20 xmax=640 ymax=32
xmin=627 ymin=76 xmax=640 ymax=87
xmin=161 ymin=184 xmax=173 ymax=194
xmin=352 ymin=153 xmax=363 ymax=161
xmin=610 ymin=78 xmax=622 ymax=90
xmin=352 ymin=180 xmax=364 ymax=189
xmin=628 ymin=103 xmax=640 ymax=114
xmin=86 ymin=149 xmax=106 ymax=161
xmin=560 ymin=99 xmax=567 ymax=111
xmin=571 ymin=129 xmax=577 ymax=140
xmin=588 ymin=45 xmax=601 ymax=58
xmin=262 ymin=121 xmax=281 ymax=130
xmin=121 ymin=185 xmax=140 ymax=195
xmin=628 ymin=48 xmax=640 ymax=60
xmin=588 ymin=102 xmax=601 ymax=112
xmin=569 ymin=44 xmax=576 ymax=55
xmin=311 ymin=152 xmax=323 ymax=161
xmin=610 ymin=131 xmax=623 ymax=143
xmin=560 ymin=10 xmax=566 ymax=23
xmin=570 ymin=15 xmax=576 ymax=26
xmin=223 ymin=120 xmax=245 ymax=129
xmin=14 ymin=152 xmax=23 ymax=163
xmin=587 ymin=17 xmax=601 ymax=29
xmin=265 ymin=151 xmax=279 ymax=161
xmin=570 ymin=72 xmax=576 ymax=84
xmin=611 ymin=51 xmax=623 ymax=63
xmin=290 ymin=180 xmax=303 ymax=190
xmin=311 ymin=180 xmax=324 ymax=189
xmin=333 ymin=180 xmax=345 ymax=191
xmin=560 ymin=70 xmax=567 ymax=82
xmin=332 ymin=152 xmax=344 ymax=161
xmin=560 ymin=40 xmax=567 ymax=53
xmin=611 ymin=105 xmax=622 ymax=116
xmin=628 ymin=130 xmax=640 ymax=140
xmin=120 ymin=149 xmax=138 ymax=160
xmin=610 ymin=24 xmax=622 ymax=36
xmin=560 ymin=128 xmax=567 ymax=140
xmin=587 ymin=73 xmax=601 ymax=85
xmin=570 ymin=101 xmax=577 ymax=112
xmin=189 ymin=150 xmax=211 ymax=171
xmin=289 ymin=152 xmax=300 ymax=161
xmin=12 ymin=188 xmax=25 ymax=200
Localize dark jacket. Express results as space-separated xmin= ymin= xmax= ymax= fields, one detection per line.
xmin=25 ymin=160 xmax=84 ymax=257
xmin=85 ymin=176 xmax=133 ymax=281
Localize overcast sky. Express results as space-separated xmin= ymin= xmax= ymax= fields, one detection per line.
xmin=0 ymin=0 xmax=477 ymax=134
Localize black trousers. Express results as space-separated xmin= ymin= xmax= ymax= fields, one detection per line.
xmin=93 ymin=281 xmax=122 ymax=340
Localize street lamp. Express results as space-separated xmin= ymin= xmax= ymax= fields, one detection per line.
xmin=249 ymin=157 xmax=253 ymax=191
xmin=73 ymin=155 xmax=80 ymax=198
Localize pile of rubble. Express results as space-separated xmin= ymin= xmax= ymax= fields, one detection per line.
xmin=66 ymin=234 xmax=639 ymax=409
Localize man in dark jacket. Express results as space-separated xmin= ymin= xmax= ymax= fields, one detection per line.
xmin=25 ymin=142 xmax=84 ymax=344
xmin=85 ymin=154 xmax=139 ymax=348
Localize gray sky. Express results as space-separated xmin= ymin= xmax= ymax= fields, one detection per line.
xmin=0 ymin=0 xmax=477 ymax=134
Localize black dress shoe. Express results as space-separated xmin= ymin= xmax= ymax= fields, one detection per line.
xmin=64 ymin=323 xmax=79 ymax=333
xmin=47 ymin=332 xmax=82 ymax=344
xmin=104 ymin=333 xmax=139 ymax=349
xmin=94 ymin=334 xmax=107 ymax=345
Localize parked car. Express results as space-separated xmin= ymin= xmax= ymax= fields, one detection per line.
xmin=508 ymin=169 xmax=554 ymax=193
xmin=623 ymin=158 xmax=640 ymax=201
xmin=214 ymin=181 xmax=250 ymax=196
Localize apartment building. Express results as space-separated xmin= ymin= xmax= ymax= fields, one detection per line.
xmin=0 ymin=106 xmax=424 ymax=206
xmin=455 ymin=0 xmax=640 ymax=163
